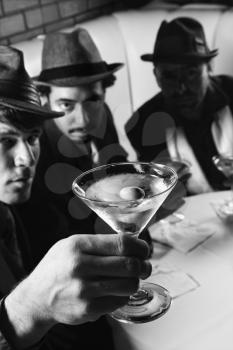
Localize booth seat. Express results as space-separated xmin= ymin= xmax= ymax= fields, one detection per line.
xmin=13 ymin=2 xmax=233 ymax=160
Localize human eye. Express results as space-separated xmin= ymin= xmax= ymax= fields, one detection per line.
xmin=27 ymin=134 xmax=40 ymax=146
xmin=58 ymin=101 xmax=75 ymax=112
xmin=187 ymin=66 xmax=201 ymax=80
xmin=27 ymin=129 xmax=41 ymax=146
xmin=85 ymin=94 xmax=102 ymax=103
xmin=161 ymin=71 xmax=177 ymax=84
xmin=0 ymin=136 xmax=16 ymax=148
xmin=188 ymin=69 xmax=197 ymax=79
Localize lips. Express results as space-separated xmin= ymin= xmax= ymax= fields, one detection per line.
xmin=69 ymin=127 xmax=86 ymax=133
xmin=68 ymin=128 xmax=89 ymax=141
xmin=10 ymin=169 xmax=34 ymax=183
xmin=13 ymin=176 xmax=33 ymax=182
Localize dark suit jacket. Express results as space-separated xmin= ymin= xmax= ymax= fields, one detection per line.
xmin=12 ymin=103 xmax=127 ymax=349
xmin=125 ymin=75 xmax=233 ymax=191
xmin=0 ymin=203 xmax=115 ymax=350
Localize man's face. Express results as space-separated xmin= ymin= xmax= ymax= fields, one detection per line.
xmin=0 ymin=121 xmax=41 ymax=205
xmin=154 ymin=62 xmax=210 ymax=120
xmin=48 ymin=82 xmax=105 ymax=143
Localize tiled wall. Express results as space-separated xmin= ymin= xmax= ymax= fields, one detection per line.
xmin=0 ymin=0 xmax=126 ymax=45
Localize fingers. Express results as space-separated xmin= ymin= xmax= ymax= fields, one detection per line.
xmin=79 ymin=277 xmax=140 ymax=298
xmin=72 ymin=233 xmax=150 ymax=259
xmin=64 ymin=296 xmax=130 ymax=323
xmin=75 ymin=255 xmax=152 ymax=279
xmin=88 ymin=296 xmax=130 ymax=317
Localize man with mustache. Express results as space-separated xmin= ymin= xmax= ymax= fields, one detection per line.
xmin=125 ymin=17 xmax=233 ymax=195
xmin=0 ymin=45 xmax=151 ymax=350
xmin=20 ymin=27 xmax=127 ymax=247
xmin=18 ymin=27 xmax=153 ymax=264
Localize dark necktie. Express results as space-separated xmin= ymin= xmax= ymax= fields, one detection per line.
xmin=0 ymin=204 xmax=25 ymax=293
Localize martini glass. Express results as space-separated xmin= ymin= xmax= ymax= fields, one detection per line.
xmin=72 ymin=161 xmax=178 ymax=323
xmin=212 ymin=154 xmax=233 ymax=213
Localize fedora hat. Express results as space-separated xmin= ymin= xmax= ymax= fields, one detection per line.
xmin=141 ymin=17 xmax=218 ymax=64
xmin=36 ymin=28 xmax=124 ymax=86
xmin=0 ymin=46 xmax=63 ymax=119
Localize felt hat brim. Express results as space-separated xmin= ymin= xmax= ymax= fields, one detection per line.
xmin=34 ymin=63 xmax=123 ymax=87
xmin=0 ymin=98 xmax=64 ymax=119
xmin=141 ymin=49 xmax=218 ymax=63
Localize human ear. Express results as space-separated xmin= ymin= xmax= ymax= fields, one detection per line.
xmin=153 ymin=66 xmax=162 ymax=88
xmin=40 ymin=94 xmax=49 ymax=107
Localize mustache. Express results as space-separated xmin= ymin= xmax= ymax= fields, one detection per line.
xmin=10 ymin=168 xmax=35 ymax=181
xmin=170 ymin=92 xmax=195 ymax=99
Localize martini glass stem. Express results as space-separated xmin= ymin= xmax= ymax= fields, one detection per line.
xmin=128 ymin=287 xmax=153 ymax=306
xmin=125 ymin=232 xmax=153 ymax=307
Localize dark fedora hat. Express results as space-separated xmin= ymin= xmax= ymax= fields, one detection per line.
xmin=0 ymin=46 xmax=63 ymax=119
xmin=141 ymin=17 xmax=218 ymax=64
xmin=36 ymin=27 xmax=124 ymax=86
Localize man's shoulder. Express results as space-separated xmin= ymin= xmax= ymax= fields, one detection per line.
xmin=125 ymin=93 xmax=163 ymax=132
xmin=137 ymin=93 xmax=163 ymax=115
xmin=211 ymin=74 xmax=233 ymax=91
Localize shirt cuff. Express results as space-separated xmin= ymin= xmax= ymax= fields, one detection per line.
xmin=0 ymin=297 xmax=44 ymax=350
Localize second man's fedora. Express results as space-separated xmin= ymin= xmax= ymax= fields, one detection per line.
xmin=141 ymin=17 xmax=218 ymax=64
xmin=36 ymin=28 xmax=124 ymax=86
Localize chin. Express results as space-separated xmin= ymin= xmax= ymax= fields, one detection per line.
xmin=3 ymin=190 xmax=31 ymax=205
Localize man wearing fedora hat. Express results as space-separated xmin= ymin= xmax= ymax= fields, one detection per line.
xmin=0 ymin=45 xmax=152 ymax=349
xmin=17 ymin=27 xmax=153 ymax=263
xmin=125 ymin=17 xmax=233 ymax=195
xmin=19 ymin=28 xmax=127 ymax=240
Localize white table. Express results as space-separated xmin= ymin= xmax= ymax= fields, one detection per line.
xmin=110 ymin=191 xmax=233 ymax=350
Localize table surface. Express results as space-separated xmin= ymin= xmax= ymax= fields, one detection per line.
xmin=110 ymin=191 xmax=233 ymax=350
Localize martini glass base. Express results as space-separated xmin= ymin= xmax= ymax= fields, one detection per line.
xmin=110 ymin=283 xmax=172 ymax=324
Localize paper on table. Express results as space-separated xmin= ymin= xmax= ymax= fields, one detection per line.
xmin=149 ymin=218 xmax=215 ymax=253
xmin=147 ymin=263 xmax=200 ymax=299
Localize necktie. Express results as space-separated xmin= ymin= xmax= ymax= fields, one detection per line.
xmin=0 ymin=204 xmax=25 ymax=293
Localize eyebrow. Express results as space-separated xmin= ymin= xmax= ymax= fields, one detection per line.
xmin=0 ymin=128 xmax=42 ymax=136
xmin=0 ymin=130 xmax=20 ymax=136
xmin=56 ymin=93 xmax=102 ymax=103
xmin=56 ymin=98 xmax=76 ymax=103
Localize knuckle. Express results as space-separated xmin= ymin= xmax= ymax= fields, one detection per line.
xmin=98 ymin=280 xmax=111 ymax=293
xmin=68 ymin=234 xmax=92 ymax=252
xmin=125 ymin=257 xmax=140 ymax=276
xmin=67 ymin=252 xmax=82 ymax=278
xmin=76 ymin=280 xmax=89 ymax=298
xmin=85 ymin=301 xmax=102 ymax=322
xmin=116 ymin=233 xmax=124 ymax=254
xmin=117 ymin=233 xmax=130 ymax=255
xmin=64 ymin=235 xmax=81 ymax=255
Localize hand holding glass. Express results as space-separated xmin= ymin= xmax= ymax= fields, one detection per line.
xmin=72 ymin=162 xmax=178 ymax=323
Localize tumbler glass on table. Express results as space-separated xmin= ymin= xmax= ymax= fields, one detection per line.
xmin=156 ymin=157 xmax=191 ymax=224
xmin=72 ymin=162 xmax=178 ymax=323
xmin=212 ymin=154 xmax=233 ymax=216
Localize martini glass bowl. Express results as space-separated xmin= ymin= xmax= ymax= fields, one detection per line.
xmin=72 ymin=162 xmax=178 ymax=323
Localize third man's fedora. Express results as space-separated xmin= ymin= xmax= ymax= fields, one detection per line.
xmin=141 ymin=17 xmax=218 ymax=64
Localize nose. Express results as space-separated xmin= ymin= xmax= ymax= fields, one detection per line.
xmin=175 ymin=80 xmax=187 ymax=95
xmin=14 ymin=141 xmax=36 ymax=168
xmin=72 ymin=103 xmax=88 ymax=127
